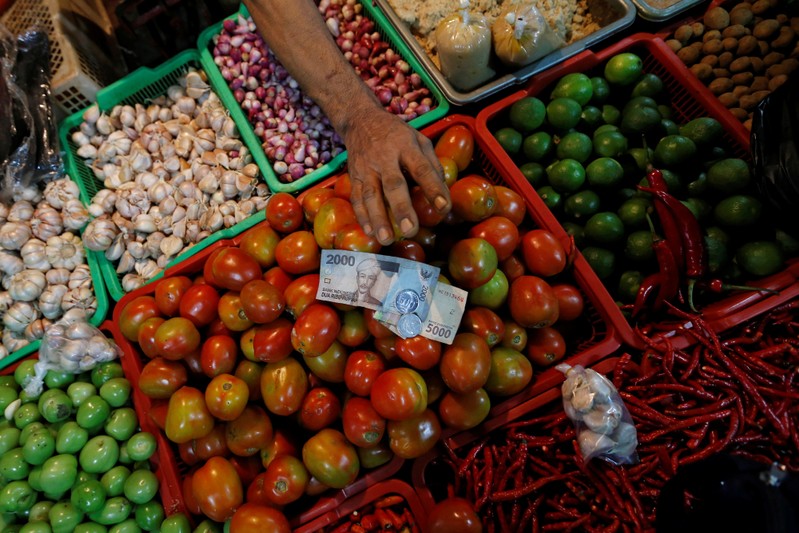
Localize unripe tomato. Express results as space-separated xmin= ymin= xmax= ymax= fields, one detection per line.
xmin=301 ymin=429 xmax=359 ymax=489
xmin=192 ymin=457 xmax=243 ymax=522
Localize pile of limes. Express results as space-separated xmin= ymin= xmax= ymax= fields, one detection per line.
xmin=492 ymin=51 xmax=797 ymax=308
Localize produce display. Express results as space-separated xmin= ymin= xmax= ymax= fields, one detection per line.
xmin=664 ymin=0 xmax=799 ymax=130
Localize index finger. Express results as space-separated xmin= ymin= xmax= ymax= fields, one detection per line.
xmin=404 ymin=132 xmax=451 ymax=214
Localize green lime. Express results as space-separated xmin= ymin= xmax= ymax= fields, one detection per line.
xmin=705 ymin=227 xmax=730 ymax=274
xmin=658 ymin=104 xmax=673 ymax=120
xmin=621 ymin=106 xmax=662 ymax=135
xmin=624 ymin=231 xmax=655 ymax=262
xmin=582 ymin=246 xmax=616 ymax=279
xmin=660 ymin=119 xmax=680 ymax=136
xmin=654 ymin=135 xmax=697 ymax=166
xmin=562 ymin=222 xmax=585 ymax=248
xmin=564 ymin=190 xmax=601 ymax=219
xmin=627 ymin=147 xmax=654 ymax=171
xmin=593 ymin=131 xmax=628 ymax=158
xmin=618 ymin=197 xmax=651 ymax=228
xmin=680 ymin=117 xmax=724 ymax=146
xmin=586 ymin=157 xmax=624 ymax=188
xmin=556 ymin=132 xmax=593 ymax=163
xmin=617 ymin=187 xmax=637 ymax=202
xmin=551 ymin=73 xmax=594 ymax=106
xmin=519 ymin=162 xmax=545 ymax=186
xmin=509 ymin=97 xmax=547 ymax=133
xmin=707 ymin=158 xmax=751 ymax=193
xmin=601 ymin=104 xmax=621 ymax=125
xmin=494 ymin=127 xmax=523 ymax=155
xmin=581 ymin=106 xmax=603 ymax=128
xmin=546 ymin=159 xmax=586 ymax=192
xmin=585 ymin=212 xmax=625 ymax=245
xmin=714 ymin=195 xmax=762 ymax=227
xmin=735 ymin=241 xmax=784 ymax=277
xmin=522 ymin=131 xmax=553 ymax=161
xmin=604 ymin=53 xmax=644 ymax=86
xmin=775 ymin=229 xmax=799 ymax=255
xmin=593 ymin=124 xmax=619 ymax=137
xmin=632 ymin=73 xmax=664 ymax=97
xmin=682 ymin=198 xmax=712 ymax=222
xmin=623 ymin=96 xmax=659 ymax=114
xmin=546 ymin=98 xmax=583 ymax=130
xmin=537 ymin=185 xmax=562 ymax=211
xmin=590 ymin=77 xmax=610 ymax=104
xmin=687 ymin=172 xmax=708 ymax=196
xmin=618 ymin=270 xmax=644 ymax=302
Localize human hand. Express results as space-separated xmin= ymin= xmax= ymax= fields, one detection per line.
xmin=343 ymin=111 xmax=451 ymax=246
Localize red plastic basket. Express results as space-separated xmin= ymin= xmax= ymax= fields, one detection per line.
xmin=475 ymin=33 xmax=799 ymax=351
xmin=294 ymin=479 xmax=427 ymax=533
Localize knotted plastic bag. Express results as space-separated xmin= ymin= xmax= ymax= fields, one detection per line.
xmin=434 ymin=0 xmax=495 ymax=91
xmin=492 ymin=6 xmax=565 ymax=68
xmin=558 ymin=363 xmax=638 ymax=465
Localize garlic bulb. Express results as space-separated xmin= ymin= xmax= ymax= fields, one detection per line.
xmin=62 ymin=199 xmax=90 ymax=230
xmin=24 ymin=318 xmax=51 ymax=342
xmin=43 ymin=178 xmax=80 ymax=209
xmin=61 ymin=287 xmax=96 ymax=316
xmin=39 ymin=284 xmax=69 ymax=320
xmin=0 ymin=292 xmax=13 ymax=313
xmin=88 ymin=189 xmax=117 ymax=217
xmin=0 ymin=249 xmax=24 ymax=276
xmin=68 ymin=265 xmax=92 ymax=290
xmin=31 ymin=203 xmax=63 ymax=240
xmin=121 ymin=273 xmax=146 ymax=292
xmin=115 ymin=185 xmax=151 ymax=219
xmin=105 ymin=234 xmax=126 ymax=262
xmin=0 ymin=222 xmax=32 ymax=250
xmin=3 ymin=301 xmax=37 ymax=332
xmin=20 ymin=239 xmax=50 ymax=272
xmin=45 ymin=268 xmax=71 ymax=286
xmin=0 ymin=204 xmax=7 ymax=224
xmin=45 ymin=233 xmax=85 ymax=271
xmin=578 ymin=430 xmax=616 ymax=459
xmin=2 ymin=329 xmax=28 ymax=353
xmin=8 ymin=200 xmax=34 ymax=223
xmin=83 ymin=216 xmax=118 ymax=251
xmin=8 ymin=270 xmax=47 ymax=302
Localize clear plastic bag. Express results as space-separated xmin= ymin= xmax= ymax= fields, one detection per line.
xmin=557 ymin=363 xmax=639 ymax=465
xmin=492 ymin=6 xmax=565 ymax=68
xmin=434 ymin=0 xmax=495 ymax=91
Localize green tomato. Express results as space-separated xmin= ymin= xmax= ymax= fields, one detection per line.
xmin=192 ymin=521 xmax=222 ymax=533
xmin=71 ymin=480 xmax=107 ymax=513
xmin=134 ymin=501 xmax=164 ymax=532
xmin=48 ymin=502 xmax=84 ymax=533
xmin=39 ymin=454 xmax=78 ymax=495
xmin=160 ymin=513 xmax=191 ymax=533
xmin=0 ymin=388 xmax=18 ymax=413
xmin=104 ymin=409 xmax=138 ymax=442
xmin=67 ymin=383 xmax=97 ymax=408
xmin=55 ymin=422 xmax=89 ymax=455
xmin=99 ymin=379 xmax=131 ymax=409
xmin=77 ymin=470 xmax=98 ymax=484
xmin=87 ymin=497 xmax=132 ymax=526
xmin=44 ymin=371 xmax=75 ymax=390
xmin=0 ymin=429 xmax=20 ymax=456
xmin=19 ymin=523 xmax=51 ymax=533
xmin=0 ymin=376 xmax=19 ymax=391
xmin=0 ymin=449 xmax=29 ymax=481
xmin=19 ymin=423 xmax=47 ymax=446
xmin=38 ymin=390 xmax=73 ymax=424
xmin=91 ymin=364 xmax=124 ymax=390
xmin=80 ymin=436 xmax=119 ymax=475
xmin=125 ymin=433 xmax=156 ymax=463
xmin=76 ymin=396 xmax=110 ymax=432
xmin=74 ymin=524 xmax=108 ymax=533
xmin=108 ymin=519 xmax=141 ymax=533
xmin=13 ymin=404 xmax=41 ymax=430
xmin=0 ymin=481 xmax=35 ymax=514
xmin=27 ymin=466 xmax=42 ymax=491
xmin=28 ymin=500 xmax=53 ymax=522
xmin=117 ymin=444 xmax=132 ymax=466
xmin=100 ymin=466 xmax=130 ymax=498
xmin=122 ymin=470 xmax=158 ymax=505
xmin=13 ymin=361 xmax=38 ymax=390
xmin=21 ymin=429 xmax=55 ymax=466
xmin=1 ymin=525 xmax=23 ymax=533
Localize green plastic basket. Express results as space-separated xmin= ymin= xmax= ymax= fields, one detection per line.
xmin=197 ymin=1 xmax=450 ymax=195
xmin=0 ymin=248 xmax=109 ymax=371
xmin=58 ymin=48 xmax=268 ymax=301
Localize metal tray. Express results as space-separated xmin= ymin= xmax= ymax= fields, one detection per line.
xmin=374 ymin=0 xmax=636 ymax=106
xmin=632 ymin=0 xmax=705 ymax=22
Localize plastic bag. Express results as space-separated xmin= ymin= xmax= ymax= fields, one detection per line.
xmin=751 ymin=71 xmax=799 ymax=239
xmin=434 ymin=0 xmax=495 ymax=91
xmin=557 ymin=363 xmax=638 ymax=465
xmin=492 ymin=6 xmax=565 ymax=68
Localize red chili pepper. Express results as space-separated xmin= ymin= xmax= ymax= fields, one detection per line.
xmin=700 ymin=278 xmax=780 ymax=295
xmin=642 ymin=169 xmax=685 ymax=263
xmin=652 ymin=238 xmax=680 ymax=310
xmin=632 ymin=273 xmax=662 ymax=317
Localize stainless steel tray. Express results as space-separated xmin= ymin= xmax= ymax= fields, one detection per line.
xmin=374 ymin=0 xmax=637 ymax=106
xmin=632 ymin=0 xmax=705 ymax=22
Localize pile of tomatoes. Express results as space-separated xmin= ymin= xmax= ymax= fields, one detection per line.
xmin=114 ymin=121 xmax=594 ymax=529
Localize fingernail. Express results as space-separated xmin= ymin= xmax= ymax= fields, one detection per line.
xmin=363 ymin=224 xmax=373 ymax=235
xmin=378 ymin=227 xmax=391 ymax=243
xmin=434 ymin=196 xmax=448 ymax=210
xmin=400 ymin=218 xmax=414 ymax=234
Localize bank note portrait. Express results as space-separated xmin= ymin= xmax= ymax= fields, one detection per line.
xmin=355 ymin=257 xmax=397 ymax=306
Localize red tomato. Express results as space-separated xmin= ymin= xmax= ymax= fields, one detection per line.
xmin=358 ymin=442 xmax=394 ymax=469
xmin=468 ymin=216 xmax=519 ymax=261
xmin=218 ymin=292 xmax=254 ymax=332
xmin=262 ymin=454 xmax=309 ymax=506
xmin=411 ymin=186 xmax=446 ymax=227
xmin=179 ymin=284 xmax=220 ymax=328
xmin=521 ymin=229 xmax=567 ymax=277
xmin=500 ymin=254 xmax=526 ymax=282
xmin=299 ymin=387 xmax=341 ymax=431
xmin=508 ymin=276 xmax=559 ymax=328
xmin=183 ymin=473 xmax=202 ymax=514
xmin=190 ymin=425 xmax=229 ymax=462
xmin=388 ymin=240 xmax=426 ymax=262
xmin=205 ymin=247 xmax=263 ymax=291
xmin=246 ymin=472 xmax=275 ymax=507
xmin=428 ymin=498 xmax=482 ymax=533
xmin=387 ymin=409 xmax=441 ymax=459
xmin=230 ymin=504 xmax=290 ymax=533
xmin=501 ymin=321 xmax=528 ymax=351
xmin=201 ymin=336 xmax=238 ymax=378
xmin=434 ymin=124 xmax=474 ymax=171
xmin=165 ymin=386 xmax=214 ymax=444
xmin=303 ymin=340 xmax=347 ymax=383
xmin=363 ymin=309 xmax=393 ymax=339
xmin=235 ymin=360 xmax=263 ymax=403
xmin=301 ymin=187 xmax=336 ymax=224
xmin=118 ymin=296 xmax=160 ymax=342
xmin=205 ymin=374 xmax=249 ymax=421
xmin=342 ymin=397 xmax=386 ymax=448
xmin=422 ymin=369 xmax=447 ymax=404
xmin=192 ymin=456 xmax=244 ymax=522
xmin=276 ymin=231 xmax=321 ymax=275
xmin=314 ymin=197 xmax=358 ymax=249
xmin=485 ymin=346 xmax=534 ymax=397
xmin=448 ymin=238 xmax=498 ymax=289
xmin=240 ymin=224 xmax=280 ymax=268
xmin=148 ymin=401 xmax=169 ymax=431
xmin=494 ymin=185 xmax=527 ymax=226
xmin=370 ymin=368 xmax=428 ymax=421
xmin=462 ymin=307 xmax=506 ymax=347
xmin=334 ymin=222 xmax=381 ymax=253
xmin=226 ymin=405 xmax=273 ymax=457
xmin=439 ymin=333 xmax=491 ymax=394
xmin=206 ymin=318 xmax=233 ymax=338
xmin=184 ymin=349 xmax=203 ymax=375
xmin=154 ymin=317 xmax=201 ymax=360
xmin=261 ymin=429 xmax=300 ymax=469
xmin=263 ymin=266 xmax=293 ymax=294
xmin=139 ymin=357 xmax=188 ymax=400
xmin=411 ymin=227 xmax=437 ymax=253
xmin=395 ymin=336 xmax=442 ymax=370
xmin=438 ymin=388 xmax=491 ymax=430
xmin=334 ymin=172 xmax=352 ymax=199
xmin=344 ymin=350 xmax=386 ymax=396
xmin=229 ymin=455 xmax=262 ymax=487
xmin=260 ymin=358 xmax=309 ymax=416
xmin=154 ymin=276 xmax=192 ymax=317
xmin=373 ymin=335 xmax=398 ymax=362
xmin=240 ymin=280 xmax=286 ymax=324
xmin=252 ymin=318 xmax=293 ymax=363
xmin=551 ymin=284 xmax=585 ymax=321
xmin=301 ymin=428 xmax=360 ymax=489
xmin=284 ymin=273 xmax=319 ymax=318
xmin=337 ymin=309 xmax=371 ymax=348
xmin=265 ymin=192 xmax=304 ymax=234
xmin=305 ymin=476 xmax=330 ymax=496
xmin=450 ymin=175 xmax=497 ymax=222
xmin=439 ymin=156 xmax=459 ymax=187
xmin=137 ymin=316 xmax=165 ymax=359
xmin=526 ymin=327 xmax=567 ymax=367
xmin=291 ymin=303 xmax=341 ymax=357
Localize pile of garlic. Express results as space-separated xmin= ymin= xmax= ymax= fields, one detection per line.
xmin=0 ymin=178 xmax=96 ymax=359
xmin=76 ymin=68 xmax=270 ymax=293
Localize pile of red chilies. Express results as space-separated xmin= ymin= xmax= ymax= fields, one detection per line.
xmin=325 ymin=494 xmax=419 ymax=533
xmin=438 ymin=299 xmax=799 ymax=532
